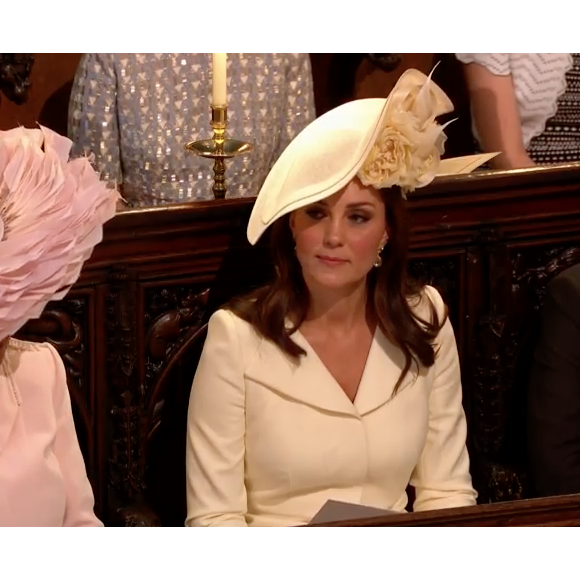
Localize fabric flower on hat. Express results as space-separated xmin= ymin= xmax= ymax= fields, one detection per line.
xmin=357 ymin=70 xmax=453 ymax=197
xmin=0 ymin=125 xmax=120 ymax=342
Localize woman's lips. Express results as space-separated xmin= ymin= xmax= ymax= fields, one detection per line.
xmin=317 ymin=255 xmax=348 ymax=266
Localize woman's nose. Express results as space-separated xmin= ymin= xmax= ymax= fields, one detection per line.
xmin=323 ymin=217 xmax=344 ymax=247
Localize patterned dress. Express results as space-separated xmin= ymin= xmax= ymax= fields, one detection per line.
xmin=528 ymin=54 xmax=580 ymax=164
xmin=68 ymin=54 xmax=316 ymax=207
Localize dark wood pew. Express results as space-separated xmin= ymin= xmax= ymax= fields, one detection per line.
xmin=307 ymin=494 xmax=580 ymax=527
xmin=17 ymin=162 xmax=580 ymax=525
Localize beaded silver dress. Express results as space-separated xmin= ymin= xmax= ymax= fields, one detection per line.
xmin=68 ymin=53 xmax=316 ymax=207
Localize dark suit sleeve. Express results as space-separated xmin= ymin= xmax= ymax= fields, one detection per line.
xmin=528 ymin=265 xmax=580 ymax=496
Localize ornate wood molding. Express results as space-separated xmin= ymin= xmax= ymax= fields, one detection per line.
xmin=0 ymin=53 xmax=34 ymax=105
xmin=105 ymin=265 xmax=143 ymax=510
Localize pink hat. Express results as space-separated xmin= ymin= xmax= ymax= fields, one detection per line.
xmin=0 ymin=125 xmax=120 ymax=341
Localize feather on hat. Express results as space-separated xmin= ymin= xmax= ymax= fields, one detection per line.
xmin=0 ymin=125 xmax=120 ymax=341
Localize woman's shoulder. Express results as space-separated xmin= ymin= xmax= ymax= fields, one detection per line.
xmin=3 ymin=339 xmax=65 ymax=401
xmin=5 ymin=338 xmax=63 ymax=374
xmin=6 ymin=337 xmax=60 ymax=361
xmin=407 ymin=284 xmax=447 ymax=322
xmin=207 ymin=306 xmax=256 ymax=331
xmin=206 ymin=308 xmax=262 ymax=361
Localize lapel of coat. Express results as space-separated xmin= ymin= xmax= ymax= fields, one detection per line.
xmin=353 ymin=330 xmax=420 ymax=416
xmin=245 ymin=328 xmax=419 ymax=417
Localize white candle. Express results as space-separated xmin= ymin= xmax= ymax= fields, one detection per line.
xmin=212 ymin=53 xmax=227 ymax=107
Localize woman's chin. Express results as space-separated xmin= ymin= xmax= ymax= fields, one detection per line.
xmin=309 ymin=271 xmax=362 ymax=291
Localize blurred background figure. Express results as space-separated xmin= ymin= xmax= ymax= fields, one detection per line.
xmin=456 ymin=53 xmax=580 ymax=169
xmin=528 ymin=263 xmax=580 ymax=498
xmin=68 ymin=53 xmax=316 ymax=207
xmin=324 ymin=53 xmax=476 ymax=159
xmin=326 ymin=53 xmax=403 ymax=111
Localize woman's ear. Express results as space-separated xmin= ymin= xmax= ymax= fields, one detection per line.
xmin=380 ymin=230 xmax=389 ymax=248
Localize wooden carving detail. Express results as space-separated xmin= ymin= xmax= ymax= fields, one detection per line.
xmin=511 ymin=246 xmax=580 ymax=310
xmin=509 ymin=245 xmax=580 ymax=406
xmin=143 ymin=286 xmax=210 ymax=390
xmin=471 ymin=244 xmax=580 ymax=503
xmin=468 ymin=225 xmax=526 ymax=503
xmin=0 ymin=53 xmax=34 ymax=104
xmin=508 ymin=246 xmax=580 ymax=479
xmin=104 ymin=277 xmax=212 ymax=525
xmin=470 ymin=312 xmax=526 ymax=503
xmin=472 ymin=314 xmax=509 ymax=456
xmin=408 ymin=255 xmax=462 ymax=332
xmin=140 ymin=285 xmax=211 ymax=526
xmin=144 ymin=323 xmax=210 ymax=526
xmin=105 ymin=265 xmax=143 ymax=507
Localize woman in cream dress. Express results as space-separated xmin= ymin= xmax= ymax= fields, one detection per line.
xmin=185 ymin=70 xmax=497 ymax=527
xmin=0 ymin=125 xmax=119 ymax=526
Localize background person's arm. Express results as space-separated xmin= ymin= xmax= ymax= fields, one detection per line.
xmin=457 ymin=54 xmax=534 ymax=170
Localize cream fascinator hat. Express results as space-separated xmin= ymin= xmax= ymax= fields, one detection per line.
xmin=0 ymin=125 xmax=120 ymax=342
xmin=247 ymin=68 xmax=498 ymax=245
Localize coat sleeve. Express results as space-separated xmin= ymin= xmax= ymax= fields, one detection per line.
xmin=185 ymin=310 xmax=248 ymax=526
xmin=47 ymin=344 xmax=103 ymax=526
xmin=410 ymin=286 xmax=478 ymax=511
xmin=528 ymin=265 xmax=580 ymax=496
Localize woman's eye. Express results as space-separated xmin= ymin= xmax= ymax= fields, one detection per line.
xmin=305 ymin=209 xmax=325 ymax=220
xmin=350 ymin=214 xmax=370 ymax=224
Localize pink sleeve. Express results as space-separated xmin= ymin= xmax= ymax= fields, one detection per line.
xmin=47 ymin=344 xmax=104 ymax=527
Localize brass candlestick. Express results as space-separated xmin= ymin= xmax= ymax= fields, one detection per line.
xmin=185 ymin=105 xmax=253 ymax=200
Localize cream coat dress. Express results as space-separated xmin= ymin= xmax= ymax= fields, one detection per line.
xmin=185 ymin=286 xmax=476 ymax=526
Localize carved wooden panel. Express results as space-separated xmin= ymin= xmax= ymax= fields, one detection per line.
xmin=0 ymin=53 xmax=34 ymax=106
xmin=144 ymin=322 xmax=210 ymax=526
xmin=105 ymin=265 xmax=142 ymax=512
xmin=143 ymin=284 xmax=210 ymax=392
xmin=469 ymin=240 xmax=580 ymax=504
xmin=138 ymin=281 xmax=212 ymax=526
xmin=408 ymin=251 xmax=464 ymax=336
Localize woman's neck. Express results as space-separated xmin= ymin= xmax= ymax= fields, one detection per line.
xmin=304 ymin=280 xmax=369 ymax=332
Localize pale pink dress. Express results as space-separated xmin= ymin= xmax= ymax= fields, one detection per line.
xmin=0 ymin=338 xmax=102 ymax=526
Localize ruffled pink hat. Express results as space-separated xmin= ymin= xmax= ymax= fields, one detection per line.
xmin=0 ymin=125 xmax=120 ymax=342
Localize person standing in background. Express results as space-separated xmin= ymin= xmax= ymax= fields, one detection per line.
xmin=456 ymin=53 xmax=580 ymax=169
xmin=67 ymin=53 xmax=316 ymax=208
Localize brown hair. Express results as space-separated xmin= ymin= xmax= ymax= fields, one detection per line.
xmin=227 ymin=187 xmax=446 ymax=393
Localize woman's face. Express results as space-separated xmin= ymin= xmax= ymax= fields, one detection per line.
xmin=289 ymin=179 xmax=388 ymax=292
